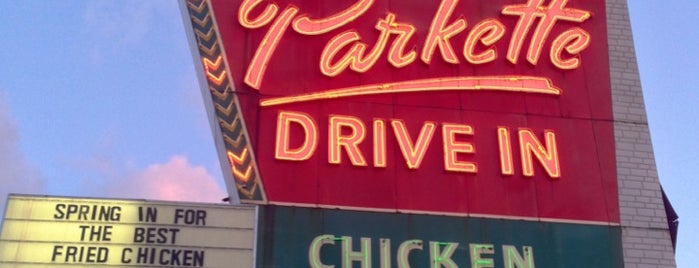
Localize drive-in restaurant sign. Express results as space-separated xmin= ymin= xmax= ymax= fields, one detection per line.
xmin=182 ymin=0 xmax=618 ymax=224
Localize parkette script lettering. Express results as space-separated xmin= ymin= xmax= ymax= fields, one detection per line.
xmin=238 ymin=0 xmax=591 ymax=98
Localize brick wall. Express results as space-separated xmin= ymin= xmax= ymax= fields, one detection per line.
xmin=607 ymin=0 xmax=677 ymax=266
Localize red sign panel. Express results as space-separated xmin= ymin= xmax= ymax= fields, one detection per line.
xmin=187 ymin=0 xmax=618 ymax=224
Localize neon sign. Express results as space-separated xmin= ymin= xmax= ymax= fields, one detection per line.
xmin=259 ymin=76 xmax=561 ymax=107
xmin=240 ymin=0 xmax=589 ymax=180
xmin=184 ymin=0 xmax=619 ymax=223
xmin=275 ymin=111 xmax=560 ymax=177
xmin=307 ymin=235 xmax=535 ymax=268
xmin=239 ymin=0 xmax=591 ymax=95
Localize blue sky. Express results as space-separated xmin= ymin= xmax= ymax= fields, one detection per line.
xmin=0 ymin=1 xmax=225 ymax=202
xmin=0 ymin=1 xmax=695 ymax=266
xmin=628 ymin=1 xmax=699 ymax=267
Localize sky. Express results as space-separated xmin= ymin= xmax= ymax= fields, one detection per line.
xmin=0 ymin=1 xmax=695 ymax=267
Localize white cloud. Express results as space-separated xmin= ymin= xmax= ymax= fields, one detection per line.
xmin=52 ymin=127 xmax=227 ymax=204
xmin=105 ymin=155 xmax=227 ymax=203
xmin=0 ymin=91 xmax=44 ymax=216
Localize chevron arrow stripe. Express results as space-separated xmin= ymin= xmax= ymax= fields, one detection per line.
xmin=237 ymin=180 xmax=258 ymax=199
xmin=218 ymin=116 xmax=240 ymax=133
xmin=185 ymin=0 xmax=266 ymax=202
xmin=206 ymin=69 xmax=226 ymax=86
xmin=227 ymin=149 xmax=253 ymax=182
xmin=191 ymin=12 xmax=211 ymax=27
xmin=214 ymin=100 xmax=237 ymax=118
xmin=223 ymin=134 xmax=244 ymax=148
xmin=203 ymin=56 xmax=226 ymax=86
xmin=198 ymin=43 xmax=219 ymax=57
xmin=186 ymin=0 xmax=206 ymax=13
xmin=203 ymin=55 xmax=223 ymax=70
xmin=209 ymin=84 xmax=232 ymax=97
xmin=195 ymin=27 xmax=216 ymax=43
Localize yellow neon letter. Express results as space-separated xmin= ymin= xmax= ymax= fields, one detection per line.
xmin=319 ymin=13 xmax=394 ymax=77
xmin=377 ymin=13 xmax=417 ymax=68
xmin=422 ymin=0 xmax=467 ymax=64
xmin=502 ymin=0 xmax=590 ymax=65
xmin=238 ymin=0 xmax=278 ymax=28
xmin=293 ymin=0 xmax=374 ymax=35
xmin=373 ymin=119 xmax=387 ymax=168
xmin=392 ymin=120 xmax=437 ymax=169
xmin=550 ymin=27 xmax=590 ymax=70
xmin=275 ymin=111 xmax=318 ymax=161
xmin=524 ymin=0 xmax=590 ymax=65
xmin=244 ymin=7 xmax=299 ymax=89
xmin=464 ymin=19 xmax=506 ymax=64
xmin=518 ymin=129 xmax=560 ymax=178
xmin=442 ymin=123 xmax=476 ymax=173
xmin=498 ymin=127 xmax=514 ymax=176
xmin=502 ymin=0 xmax=544 ymax=64
xmin=329 ymin=115 xmax=368 ymax=166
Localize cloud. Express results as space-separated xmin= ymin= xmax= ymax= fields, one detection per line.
xmin=105 ymin=155 xmax=227 ymax=203
xmin=0 ymin=91 xmax=44 ymax=216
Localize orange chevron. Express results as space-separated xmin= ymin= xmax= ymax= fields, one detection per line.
xmin=203 ymin=57 xmax=226 ymax=85
xmin=236 ymin=181 xmax=258 ymax=199
xmin=203 ymin=56 xmax=223 ymax=71
xmin=233 ymin=165 xmax=253 ymax=182
xmin=186 ymin=0 xmax=206 ymax=14
xmin=199 ymin=42 xmax=219 ymax=57
xmin=224 ymin=134 xmax=244 ymax=148
xmin=195 ymin=27 xmax=216 ymax=42
xmin=215 ymin=101 xmax=236 ymax=117
xmin=191 ymin=12 xmax=211 ymax=27
xmin=228 ymin=148 xmax=248 ymax=165
xmin=206 ymin=71 xmax=226 ymax=86
xmin=207 ymin=70 xmax=226 ymax=85
xmin=218 ymin=116 xmax=240 ymax=132
xmin=209 ymin=85 xmax=232 ymax=98
xmin=187 ymin=0 xmax=266 ymax=202
xmin=227 ymin=149 xmax=253 ymax=182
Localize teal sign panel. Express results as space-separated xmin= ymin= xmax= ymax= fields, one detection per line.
xmin=256 ymin=206 xmax=623 ymax=268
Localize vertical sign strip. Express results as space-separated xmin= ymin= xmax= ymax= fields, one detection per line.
xmin=183 ymin=0 xmax=267 ymax=203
